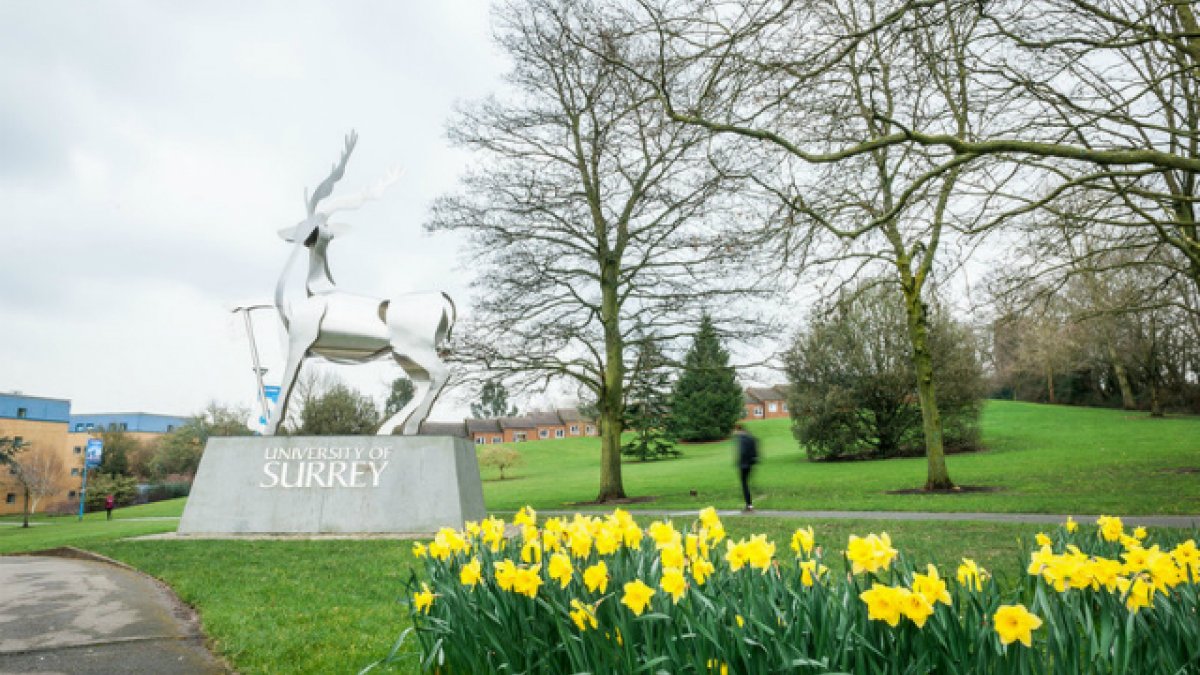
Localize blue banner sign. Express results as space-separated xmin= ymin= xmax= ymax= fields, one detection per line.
xmin=85 ymin=438 xmax=104 ymax=468
xmin=263 ymin=385 xmax=281 ymax=403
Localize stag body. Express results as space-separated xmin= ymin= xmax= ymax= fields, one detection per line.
xmin=266 ymin=132 xmax=455 ymax=436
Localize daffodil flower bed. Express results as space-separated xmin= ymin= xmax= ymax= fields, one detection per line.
xmin=386 ymin=508 xmax=1200 ymax=673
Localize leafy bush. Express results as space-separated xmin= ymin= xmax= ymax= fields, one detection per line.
xmin=786 ymin=283 xmax=986 ymax=460
xmin=378 ymin=508 xmax=1200 ymax=674
xmin=478 ymin=446 xmax=522 ymax=480
xmin=83 ymin=473 xmax=138 ymax=511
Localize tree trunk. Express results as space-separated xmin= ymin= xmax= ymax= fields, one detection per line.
xmin=902 ymin=289 xmax=953 ymax=490
xmin=1149 ymin=380 xmax=1164 ymax=417
xmin=1045 ymin=368 xmax=1056 ymax=404
xmin=21 ymin=488 xmax=30 ymax=529
xmin=595 ymin=265 xmax=627 ymax=502
xmin=1107 ymin=342 xmax=1136 ymax=410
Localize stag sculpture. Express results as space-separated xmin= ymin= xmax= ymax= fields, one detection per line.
xmin=267 ymin=131 xmax=455 ymax=436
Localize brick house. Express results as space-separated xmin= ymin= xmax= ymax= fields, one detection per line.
xmin=456 ymin=408 xmax=598 ymax=444
xmin=466 ymin=418 xmax=504 ymax=445
xmin=742 ymin=385 xmax=790 ymax=420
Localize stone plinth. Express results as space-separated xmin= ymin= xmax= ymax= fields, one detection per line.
xmin=178 ymin=435 xmax=485 ymax=535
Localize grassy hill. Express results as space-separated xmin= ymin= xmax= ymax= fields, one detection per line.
xmin=481 ymin=400 xmax=1200 ymax=514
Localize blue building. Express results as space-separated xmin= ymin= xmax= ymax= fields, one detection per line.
xmin=68 ymin=412 xmax=191 ymax=434
xmin=0 ymin=392 xmax=70 ymax=424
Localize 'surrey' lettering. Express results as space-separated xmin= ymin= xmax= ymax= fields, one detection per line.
xmin=259 ymin=446 xmax=392 ymax=489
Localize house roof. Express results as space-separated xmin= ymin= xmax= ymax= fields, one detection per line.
xmin=465 ymin=418 xmax=502 ymax=434
xmin=499 ymin=416 xmax=538 ymax=430
xmin=526 ymin=410 xmax=564 ymax=426
xmin=745 ymin=386 xmax=785 ymax=402
xmin=556 ymin=408 xmax=585 ymax=422
xmin=419 ymin=421 xmax=468 ymax=438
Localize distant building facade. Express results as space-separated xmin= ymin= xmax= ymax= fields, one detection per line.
xmin=742 ymin=386 xmax=790 ymax=420
xmin=1 ymin=392 xmax=187 ymax=516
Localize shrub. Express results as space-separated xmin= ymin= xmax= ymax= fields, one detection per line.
xmin=378 ymin=509 xmax=1200 ymax=674
xmin=786 ymin=282 xmax=986 ymax=460
xmin=670 ymin=315 xmax=744 ymax=442
xmin=478 ymin=446 xmax=522 ymax=480
xmin=83 ymin=473 xmax=138 ymax=511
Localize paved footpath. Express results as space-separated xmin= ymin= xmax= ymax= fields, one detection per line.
xmin=538 ymin=508 xmax=1200 ymax=529
xmin=0 ymin=554 xmax=228 ymax=674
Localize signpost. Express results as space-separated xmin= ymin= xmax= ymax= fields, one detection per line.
xmin=79 ymin=438 xmax=103 ymax=521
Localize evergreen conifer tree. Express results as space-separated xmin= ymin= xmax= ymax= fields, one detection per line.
xmin=670 ymin=315 xmax=744 ymax=441
xmin=622 ymin=336 xmax=678 ymax=461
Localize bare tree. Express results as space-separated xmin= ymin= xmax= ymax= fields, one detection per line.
xmin=616 ymin=0 xmax=1013 ymax=488
xmin=429 ymin=0 xmax=763 ymax=501
xmin=10 ymin=444 xmax=68 ymax=528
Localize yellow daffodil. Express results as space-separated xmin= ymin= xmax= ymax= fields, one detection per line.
xmin=699 ymin=506 xmax=721 ymax=530
xmin=735 ymin=614 xmax=745 ymax=628
xmin=464 ymin=520 xmax=481 ymax=537
xmin=993 ymin=604 xmax=1042 ymax=647
xmin=661 ymin=543 xmax=685 ymax=569
xmin=791 ymin=526 xmax=815 ymax=556
xmin=860 ymin=584 xmax=904 ymax=627
xmin=660 ymin=567 xmax=688 ymax=603
xmin=569 ymin=599 xmax=598 ymax=631
xmin=460 ymin=558 xmax=482 ymax=587
xmin=595 ymin=526 xmax=621 ymax=555
xmin=706 ymin=659 xmax=729 ymax=675
xmin=911 ymin=564 xmax=952 ymax=606
xmin=799 ymin=560 xmax=827 ymax=587
xmin=1116 ymin=575 xmax=1156 ymax=612
xmin=1064 ymin=516 xmax=1077 ymax=533
xmin=957 ymin=558 xmax=988 ymax=591
xmin=548 ymin=552 xmax=573 ymax=589
xmin=514 ymin=505 xmax=537 ymax=527
xmin=511 ymin=565 xmax=543 ymax=598
xmin=648 ymin=520 xmax=681 ymax=549
xmin=846 ymin=533 xmax=898 ymax=575
xmin=494 ymin=559 xmax=518 ymax=591
xmin=901 ymin=588 xmax=934 ymax=628
xmin=621 ymin=579 xmax=656 ymax=616
xmin=412 ymin=542 xmax=427 ymax=558
xmin=1097 ymin=515 xmax=1124 ymax=542
xmin=745 ymin=534 xmax=776 ymax=571
xmin=692 ymin=558 xmax=715 ymax=586
xmin=1035 ymin=532 xmax=1052 ymax=548
xmin=1133 ymin=526 xmax=1147 ymax=540
xmin=583 ymin=561 xmax=609 ymax=594
xmin=413 ymin=583 xmax=435 ymax=614
xmin=622 ymin=522 xmax=644 ymax=549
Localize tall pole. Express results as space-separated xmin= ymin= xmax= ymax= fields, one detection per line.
xmin=233 ymin=304 xmax=273 ymax=427
xmin=77 ymin=462 xmax=88 ymax=521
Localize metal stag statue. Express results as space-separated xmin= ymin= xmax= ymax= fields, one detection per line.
xmin=267 ymin=131 xmax=455 ymax=436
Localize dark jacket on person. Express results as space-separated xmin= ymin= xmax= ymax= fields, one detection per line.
xmin=736 ymin=431 xmax=759 ymax=469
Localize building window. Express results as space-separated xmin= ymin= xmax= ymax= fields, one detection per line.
xmin=585 ymin=425 xmax=595 ymax=434
xmin=539 ymin=429 xmax=549 ymax=439
xmin=16 ymin=407 xmax=27 ymax=418
xmin=555 ymin=429 xmax=564 ymax=438
xmin=492 ymin=436 xmax=502 ymax=444
xmin=768 ymin=402 xmax=778 ymax=413
xmin=782 ymin=402 xmax=788 ymax=412
xmin=4 ymin=494 xmax=14 ymax=505
xmin=85 ymin=423 xmax=94 ymax=430
xmin=71 ymin=468 xmax=80 ymax=476
xmin=13 ymin=436 xmax=22 ymax=447
xmin=75 ymin=423 xmax=84 ymax=431
xmin=120 ymin=422 xmax=128 ymax=431
xmin=570 ymin=425 xmax=579 ymax=434
xmin=167 ymin=425 xmax=175 ymax=432
xmin=514 ymin=432 xmax=527 ymax=442
xmin=475 ymin=437 xmax=484 ymax=445
xmin=69 ymin=491 xmax=76 ymax=499
xmin=754 ymin=407 xmax=763 ymax=417
xmin=74 ymin=446 xmax=82 ymax=454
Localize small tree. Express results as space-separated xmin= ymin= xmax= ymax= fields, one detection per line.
xmin=786 ymin=283 xmax=986 ymax=461
xmin=479 ymin=446 xmax=522 ymax=480
xmin=622 ymin=337 xmax=679 ymax=461
xmin=385 ymin=377 xmax=415 ymax=418
xmin=153 ymin=403 xmax=252 ymax=480
xmin=10 ymin=445 xmax=67 ymax=527
xmin=84 ymin=473 xmax=138 ymax=511
xmin=298 ymin=384 xmax=381 ymax=436
xmin=97 ymin=429 xmax=135 ymax=477
xmin=471 ymin=380 xmax=518 ymax=419
xmin=670 ymin=315 xmax=744 ymax=442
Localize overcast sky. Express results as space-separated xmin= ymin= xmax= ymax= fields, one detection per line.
xmin=1 ymin=2 xmax=509 ymax=421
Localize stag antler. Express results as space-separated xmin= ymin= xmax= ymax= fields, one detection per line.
xmin=305 ymin=130 xmax=358 ymax=216
xmin=318 ymin=165 xmax=404 ymax=215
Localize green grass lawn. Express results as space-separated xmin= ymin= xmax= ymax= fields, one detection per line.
xmin=1 ymin=401 xmax=1197 ymax=673
xmin=480 ymin=400 xmax=1200 ymax=514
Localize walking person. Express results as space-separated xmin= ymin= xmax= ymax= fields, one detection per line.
xmin=104 ymin=494 xmax=114 ymax=521
xmin=734 ymin=424 xmax=758 ymax=511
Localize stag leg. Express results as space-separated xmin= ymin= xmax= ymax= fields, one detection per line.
xmin=266 ymin=309 xmax=322 ymax=435
xmin=377 ymin=353 xmax=428 ymax=435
